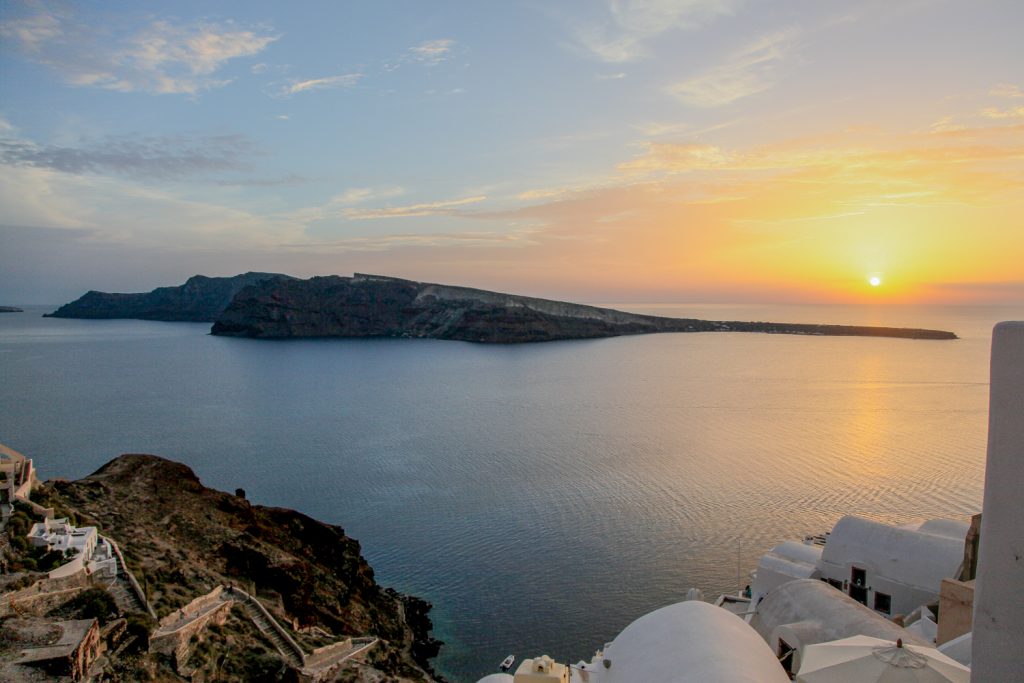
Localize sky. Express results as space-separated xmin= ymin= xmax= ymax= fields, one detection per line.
xmin=1 ymin=0 xmax=1022 ymax=305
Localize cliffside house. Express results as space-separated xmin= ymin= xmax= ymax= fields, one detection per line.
xmin=748 ymin=515 xmax=970 ymax=621
xmin=749 ymin=579 xmax=927 ymax=676
xmin=816 ymin=516 xmax=969 ymax=619
xmin=28 ymin=518 xmax=99 ymax=565
xmin=0 ymin=442 xmax=36 ymax=520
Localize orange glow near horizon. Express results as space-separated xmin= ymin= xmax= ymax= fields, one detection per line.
xmin=477 ymin=123 xmax=1024 ymax=305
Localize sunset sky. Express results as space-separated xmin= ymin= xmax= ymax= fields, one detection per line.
xmin=1 ymin=0 xmax=1022 ymax=305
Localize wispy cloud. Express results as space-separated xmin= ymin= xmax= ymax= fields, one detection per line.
xmin=666 ymin=29 xmax=797 ymax=107
xmin=287 ymin=186 xmax=407 ymax=224
xmin=0 ymin=9 xmax=277 ymax=94
xmin=571 ymin=0 xmax=740 ymax=63
xmin=280 ymin=229 xmax=538 ymax=252
xmin=633 ymin=119 xmax=740 ymax=138
xmin=215 ymin=174 xmax=307 ymax=188
xmin=927 ymin=116 xmax=965 ymax=134
xmin=344 ymin=195 xmax=487 ymax=220
xmin=408 ymin=39 xmax=455 ymax=65
xmin=0 ymin=163 xmax=302 ymax=248
xmin=0 ymin=10 xmax=62 ymax=51
xmin=0 ymin=133 xmax=255 ymax=178
xmin=331 ymin=187 xmax=405 ymax=205
xmin=990 ymin=83 xmax=1023 ymax=99
xmin=619 ymin=132 xmax=1024 ymax=177
xmin=980 ymin=106 xmax=1024 ymax=120
xmin=280 ymin=73 xmax=363 ymax=96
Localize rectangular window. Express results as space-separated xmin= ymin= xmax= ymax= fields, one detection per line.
xmin=827 ymin=578 xmax=843 ymax=590
xmin=875 ymin=592 xmax=892 ymax=614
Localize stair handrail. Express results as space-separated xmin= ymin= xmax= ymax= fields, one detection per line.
xmin=102 ymin=535 xmax=157 ymax=620
xmin=229 ymin=586 xmax=306 ymax=666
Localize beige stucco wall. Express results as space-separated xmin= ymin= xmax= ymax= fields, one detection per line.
xmin=937 ymin=578 xmax=974 ymax=645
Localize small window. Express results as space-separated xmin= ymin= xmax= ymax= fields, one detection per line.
xmin=875 ymin=592 xmax=892 ymax=614
xmin=778 ymin=639 xmax=796 ymax=674
xmin=851 ymin=567 xmax=866 ymax=586
xmin=827 ymin=578 xmax=843 ymax=590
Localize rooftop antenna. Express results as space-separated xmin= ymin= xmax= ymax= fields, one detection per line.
xmin=737 ymin=538 xmax=742 ymax=596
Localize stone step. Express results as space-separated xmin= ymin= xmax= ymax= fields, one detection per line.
xmin=240 ymin=599 xmax=303 ymax=667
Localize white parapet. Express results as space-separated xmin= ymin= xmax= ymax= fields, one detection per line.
xmin=972 ymin=321 xmax=1024 ymax=682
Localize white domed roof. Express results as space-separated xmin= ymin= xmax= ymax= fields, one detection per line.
xmin=474 ymin=674 xmax=514 ymax=683
xmin=604 ymin=600 xmax=788 ymax=683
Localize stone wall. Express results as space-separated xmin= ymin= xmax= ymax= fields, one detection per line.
xmin=156 ymin=585 xmax=225 ymax=628
xmin=0 ymin=570 xmax=91 ymax=616
xmin=70 ymin=619 xmax=102 ymax=681
xmin=49 ymin=553 xmax=86 ymax=579
xmin=6 ymin=586 xmax=89 ymax=616
xmin=307 ymin=639 xmax=378 ymax=683
xmin=150 ymin=600 xmax=233 ymax=670
xmin=303 ymin=637 xmax=353 ymax=670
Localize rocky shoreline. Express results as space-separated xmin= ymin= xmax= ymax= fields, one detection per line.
xmin=1 ymin=452 xmax=442 ymax=682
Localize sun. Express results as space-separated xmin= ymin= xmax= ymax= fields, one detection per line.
xmin=868 ymin=276 xmax=883 ymax=287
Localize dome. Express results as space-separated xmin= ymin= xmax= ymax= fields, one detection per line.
xmin=475 ymin=675 xmax=514 ymax=683
xmin=603 ymin=600 xmax=788 ymax=682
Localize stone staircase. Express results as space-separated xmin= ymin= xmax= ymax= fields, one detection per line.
xmin=108 ymin=575 xmax=148 ymax=616
xmin=241 ymin=597 xmax=305 ymax=668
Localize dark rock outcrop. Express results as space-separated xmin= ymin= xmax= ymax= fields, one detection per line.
xmin=211 ymin=273 xmax=958 ymax=342
xmin=46 ymin=454 xmax=439 ymax=681
xmin=45 ymin=272 xmax=293 ymax=322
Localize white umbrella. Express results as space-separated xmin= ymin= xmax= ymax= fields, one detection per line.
xmin=796 ymin=635 xmax=970 ymax=683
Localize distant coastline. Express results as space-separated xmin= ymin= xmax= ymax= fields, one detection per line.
xmin=0 ymin=306 xmax=24 ymax=313
xmin=48 ymin=272 xmax=958 ymax=342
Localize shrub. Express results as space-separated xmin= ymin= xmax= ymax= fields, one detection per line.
xmin=48 ymin=587 xmax=119 ymax=625
xmin=125 ymin=613 xmax=156 ymax=649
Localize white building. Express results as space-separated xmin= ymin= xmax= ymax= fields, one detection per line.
xmin=475 ymin=601 xmax=788 ymax=683
xmin=0 ymin=442 xmax=36 ymax=519
xmin=750 ymin=540 xmax=824 ymax=606
xmin=750 ymin=578 xmax=926 ymax=675
xmin=816 ymin=515 xmax=969 ymax=618
xmin=27 ymin=517 xmax=99 ymax=565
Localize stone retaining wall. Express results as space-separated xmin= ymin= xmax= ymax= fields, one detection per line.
xmin=150 ymin=600 xmax=233 ymax=670
xmin=157 ymin=585 xmax=225 ymax=629
xmin=4 ymin=586 xmax=89 ymax=616
xmin=306 ymin=639 xmax=378 ymax=683
xmin=303 ymin=637 xmax=353 ymax=670
xmin=0 ymin=571 xmax=91 ymax=616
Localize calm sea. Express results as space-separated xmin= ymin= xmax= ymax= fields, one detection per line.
xmin=1 ymin=303 xmax=1019 ymax=682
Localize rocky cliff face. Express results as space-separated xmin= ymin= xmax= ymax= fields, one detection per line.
xmin=46 ymin=454 xmax=440 ymax=681
xmin=210 ymin=273 xmax=957 ymax=342
xmin=46 ymin=272 xmax=293 ymax=322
